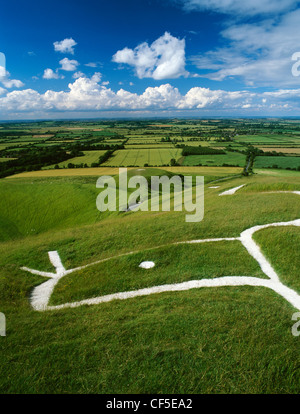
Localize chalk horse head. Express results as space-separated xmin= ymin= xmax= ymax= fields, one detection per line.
xmin=21 ymin=187 xmax=300 ymax=312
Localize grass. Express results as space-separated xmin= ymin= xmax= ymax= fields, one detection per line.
xmin=183 ymin=152 xmax=246 ymax=167
xmin=6 ymin=165 xmax=243 ymax=179
xmin=235 ymin=134 xmax=299 ymax=144
xmin=5 ymin=167 xmax=126 ymax=178
xmin=1 ymin=281 xmax=300 ymax=393
xmin=45 ymin=150 xmax=107 ymax=168
xmin=1 ymin=122 xmax=300 ymax=393
xmin=257 ymin=147 xmax=300 ymax=154
xmin=103 ymin=149 xmax=182 ymax=167
xmin=254 ymin=156 xmax=300 ymax=169
xmin=0 ymin=158 xmax=16 ymax=162
xmin=254 ymin=227 xmax=300 ymax=293
xmin=254 ymin=168 xmax=300 ymax=177
xmin=51 ymin=241 xmax=266 ymax=306
xmin=0 ymin=177 xmax=104 ymax=241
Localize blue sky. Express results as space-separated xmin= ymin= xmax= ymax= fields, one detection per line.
xmin=1 ymin=0 xmax=300 ymax=119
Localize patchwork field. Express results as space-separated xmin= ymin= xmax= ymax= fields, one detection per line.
xmin=103 ymin=148 xmax=182 ymax=167
xmin=257 ymin=147 xmax=300 ymax=154
xmin=1 ymin=119 xmax=300 ymax=174
xmin=45 ymin=150 xmax=107 ymax=168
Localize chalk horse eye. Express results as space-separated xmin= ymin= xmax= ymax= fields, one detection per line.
xmin=139 ymin=261 xmax=155 ymax=269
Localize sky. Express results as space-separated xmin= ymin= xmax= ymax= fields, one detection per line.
xmin=1 ymin=0 xmax=300 ymax=119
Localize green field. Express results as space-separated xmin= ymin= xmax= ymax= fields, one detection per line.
xmin=103 ymin=148 xmax=182 ymax=167
xmin=254 ymin=156 xmax=300 ymax=169
xmin=45 ymin=150 xmax=107 ymax=168
xmin=183 ymin=152 xmax=246 ymax=167
xmin=125 ymin=143 xmax=175 ymax=149
xmin=6 ymin=165 xmax=242 ymax=179
xmin=235 ymin=134 xmax=300 ymax=144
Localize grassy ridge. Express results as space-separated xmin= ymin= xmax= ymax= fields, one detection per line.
xmin=0 ymin=178 xmax=104 ymax=241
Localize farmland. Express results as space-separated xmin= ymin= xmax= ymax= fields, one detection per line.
xmin=45 ymin=150 xmax=107 ymax=168
xmin=182 ymin=152 xmax=246 ymax=167
xmin=0 ymin=118 xmax=299 ymax=177
xmin=102 ymin=148 xmax=182 ymax=167
xmin=254 ymin=156 xmax=300 ymax=169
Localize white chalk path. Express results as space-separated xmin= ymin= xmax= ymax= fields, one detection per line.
xmin=21 ymin=189 xmax=300 ymax=312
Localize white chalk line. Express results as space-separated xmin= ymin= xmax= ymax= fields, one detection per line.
xmin=44 ymin=277 xmax=300 ymax=312
xmin=219 ymin=184 xmax=246 ymax=196
xmin=48 ymin=251 xmax=66 ymax=276
xmin=21 ymin=190 xmax=300 ymax=312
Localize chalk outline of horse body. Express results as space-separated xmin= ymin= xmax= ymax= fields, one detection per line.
xmin=21 ymin=189 xmax=300 ymax=312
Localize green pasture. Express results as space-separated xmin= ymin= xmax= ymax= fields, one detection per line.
xmin=103 ymin=148 xmax=182 ymax=166
xmin=0 ymin=171 xmax=300 ymax=393
xmin=183 ymin=152 xmax=246 ymax=167
xmin=45 ymin=151 xmax=107 ymax=169
xmin=254 ymin=156 xmax=300 ymax=169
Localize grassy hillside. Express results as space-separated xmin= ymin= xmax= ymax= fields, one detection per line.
xmin=0 ymin=167 xmax=300 ymax=393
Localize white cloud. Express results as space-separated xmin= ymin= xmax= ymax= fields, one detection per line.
xmin=54 ymin=38 xmax=77 ymax=54
xmin=43 ymin=68 xmax=60 ymax=79
xmin=0 ymin=89 xmax=43 ymax=111
xmin=85 ymin=62 xmax=97 ymax=67
xmin=175 ymin=0 xmax=299 ymax=16
xmin=1 ymin=73 xmax=300 ymax=114
xmin=59 ymin=58 xmax=79 ymax=71
xmin=191 ymin=8 xmax=300 ymax=87
xmin=73 ymin=71 xmax=85 ymax=79
xmin=0 ymin=69 xmax=24 ymax=88
xmin=177 ymin=87 xmax=223 ymax=109
xmin=112 ymin=32 xmax=188 ymax=80
xmin=2 ymin=79 xmax=24 ymax=88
